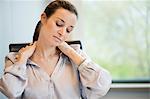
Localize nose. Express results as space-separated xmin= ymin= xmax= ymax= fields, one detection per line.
xmin=58 ymin=27 xmax=66 ymax=36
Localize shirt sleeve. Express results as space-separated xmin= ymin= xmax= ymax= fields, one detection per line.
xmin=78 ymin=50 xmax=112 ymax=99
xmin=0 ymin=53 xmax=28 ymax=98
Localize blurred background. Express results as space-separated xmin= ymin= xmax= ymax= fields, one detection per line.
xmin=0 ymin=0 xmax=150 ymax=99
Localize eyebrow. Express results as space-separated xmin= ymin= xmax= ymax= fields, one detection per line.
xmin=56 ymin=17 xmax=74 ymax=28
xmin=57 ymin=17 xmax=65 ymax=23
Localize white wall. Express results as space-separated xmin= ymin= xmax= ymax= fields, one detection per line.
xmin=0 ymin=0 xmax=45 ymax=75
xmin=0 ymin=0 xmax=47 ymax=98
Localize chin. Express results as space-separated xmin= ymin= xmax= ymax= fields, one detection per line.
xmin=51 ymin=41 xmax=62 ymax=47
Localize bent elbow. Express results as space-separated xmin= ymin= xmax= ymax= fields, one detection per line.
xmin=97 ymin=69 xmax=112 ymax=97
xmin=0 ymin=87 xmax=23 ymax=99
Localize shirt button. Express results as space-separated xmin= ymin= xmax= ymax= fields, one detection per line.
xmin=18 ymin=67 xmax=21 ymax=70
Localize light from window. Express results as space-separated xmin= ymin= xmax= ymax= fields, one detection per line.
xmin=81 ymin=0 xmax=150 ymax=81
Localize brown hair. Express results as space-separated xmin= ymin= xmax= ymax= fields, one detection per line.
xmin=33 ymin=0 xmax=78 ymax=42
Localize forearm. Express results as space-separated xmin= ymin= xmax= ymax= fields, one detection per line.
xmin=0 ymin=63 xmax=27 ymax=98
xmin=0 ymin=74 xmax=27 ymax=98
xmin=65 ymin=47 xmax=85 ymax=66
xmin=58 ymin=42 xmax=85 ymax=66
xmin=0 ymin=54 xmax=28 ymax=98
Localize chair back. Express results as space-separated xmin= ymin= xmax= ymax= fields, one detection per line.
xmin=9 ymin=40 xmax=82 ymax=52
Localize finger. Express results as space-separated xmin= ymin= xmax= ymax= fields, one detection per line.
xmin=21 ymin=47 xmax=25 ymax=50
xmin=15 ymin=54 xmax=21 ymax=61
xmin=31 ymin=42 xmax=37 ymax=47
xmin=29 ymin=42 xmax=33 ymax=46
xmin=15 ymin=54 xmax=19 ymax=59
xmin=33 ymin=41 xmax=37 ymax=45
xmin=19 ymin=47 xmax=25 ymax=52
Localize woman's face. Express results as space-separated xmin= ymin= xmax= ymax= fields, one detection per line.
xmin=39 ymin=8 xmax=77 ymax=46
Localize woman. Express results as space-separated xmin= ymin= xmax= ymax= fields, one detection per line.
xmin=0 ymin=0 xmax=111 ymax=99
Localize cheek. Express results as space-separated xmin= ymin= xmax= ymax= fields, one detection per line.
xmin=45 ymin=21 xmax=56 ymax=32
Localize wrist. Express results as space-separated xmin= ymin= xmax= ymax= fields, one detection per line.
xmin=69 ymin=49 xmax=85 ymax=66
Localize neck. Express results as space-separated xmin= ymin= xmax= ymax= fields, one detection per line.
xmin=32 ymin=41 xmax=59 ymax=60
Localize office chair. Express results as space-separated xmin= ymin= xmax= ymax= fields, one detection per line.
xmin=9 ymin=40 xmax=82 ymax=52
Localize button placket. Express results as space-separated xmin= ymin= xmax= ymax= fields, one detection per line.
xmin=50 ymin=79 xmax=54 ymax=88
xmin=49 ymin=79 xmax=54 ymax=99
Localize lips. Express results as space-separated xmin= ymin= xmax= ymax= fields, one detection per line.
xmin=53 ymin=36 xmax=62 ymax=42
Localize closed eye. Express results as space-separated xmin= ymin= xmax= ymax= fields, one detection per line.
xmin=56 ymin=19 xmax=74 ymax=33
xmin=56 ymin=20 xmax=64 ymax=27
xmin=66 ymin=26 xmax=73 ymax=33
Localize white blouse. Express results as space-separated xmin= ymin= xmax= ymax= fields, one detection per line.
xmin=0 ymin=47 xmax=111 ymax=99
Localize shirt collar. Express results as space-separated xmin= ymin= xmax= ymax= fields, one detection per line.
xmin=26 ymin=59 xmax=40 ymax=67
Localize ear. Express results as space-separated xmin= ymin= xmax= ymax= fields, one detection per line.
xmin=40 ymin=13 xmax=47 ymax=24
